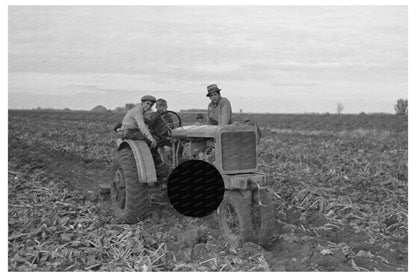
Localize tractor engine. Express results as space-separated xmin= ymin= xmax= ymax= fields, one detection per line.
xmin=171 ymin=124 xmax=258 ymax=174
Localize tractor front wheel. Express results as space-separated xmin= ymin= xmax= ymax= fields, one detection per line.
xmin=218 ymin=190 xmax=254 ymax=247
xmin=251 ymin=188 xmax=275 ymax=247
xmin=111 ymin=147 xmax=149 ymax=224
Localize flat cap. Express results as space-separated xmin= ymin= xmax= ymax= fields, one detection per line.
xmin=141 ymin=95 xmax=157 ymax=103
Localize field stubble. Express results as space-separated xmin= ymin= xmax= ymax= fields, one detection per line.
xmin=8 ymin=110 xmax=408 ymax=271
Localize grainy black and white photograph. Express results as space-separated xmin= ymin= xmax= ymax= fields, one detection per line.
xmin=7 ymin=3 xmax=410 ymax=272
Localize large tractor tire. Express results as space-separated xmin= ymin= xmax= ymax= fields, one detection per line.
xmin=111 ymin=147 xmax=149 ymax=224
xmin=251 ymin=189 xmax=275 ymax=247
xmin=218 ymin=190 xmax=254 ymax=247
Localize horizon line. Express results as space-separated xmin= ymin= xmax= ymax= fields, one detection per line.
xmin=8 ymin=108 xmax=397 ymax=116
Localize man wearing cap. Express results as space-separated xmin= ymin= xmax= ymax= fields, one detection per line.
xmin=121 ymin=95 xmax=158 ymax=149
xmin=102 ymin=95 xmax=161 ymax=194
xmin=206 ymin=84 xmax=232 ymax=125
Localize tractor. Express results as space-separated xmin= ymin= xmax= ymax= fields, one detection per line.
xmin=111 ymin=111 xmax=274 ymax=247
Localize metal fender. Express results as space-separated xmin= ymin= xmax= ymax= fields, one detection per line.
xmin=118 ymin=139 xmax=157 ymax=183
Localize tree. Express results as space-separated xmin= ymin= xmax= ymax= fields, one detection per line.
xmin=91 ymin=105 xmax=108 ymax=112
xmin=394 ymin=98 xmax=408 ymax=115
xmin=114 ymin=106 xmax=126 ymax=112
xmin=336 ymin=103 xmax=344 ymax=114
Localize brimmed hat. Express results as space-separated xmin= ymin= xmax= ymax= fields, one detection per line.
xmin=141 ymin=95 xmax=156 ymax=103
xmin=206 ymin=84 xmax=221 ymax=97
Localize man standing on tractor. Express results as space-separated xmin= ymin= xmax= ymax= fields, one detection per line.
xmin=206 ymin=84 xmax=232 ymax=125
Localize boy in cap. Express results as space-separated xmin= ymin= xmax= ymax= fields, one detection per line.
xmin=206 ymin=84 xmax=232 ymax=125
xmin=148 ymin=98 xmax=174 ymax=147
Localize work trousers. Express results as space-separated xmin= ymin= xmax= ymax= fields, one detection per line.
xmin=122 ymin=129 xmax=162 ymax=166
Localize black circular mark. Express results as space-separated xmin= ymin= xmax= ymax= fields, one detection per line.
xmin=167 ymin=160 xmax=225 ymax=217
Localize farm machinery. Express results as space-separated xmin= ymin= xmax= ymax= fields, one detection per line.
xmin=111 ymin=111 xmax=274 ymax=247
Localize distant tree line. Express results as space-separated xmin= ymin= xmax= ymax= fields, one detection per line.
xmin=90 ymin=103 xmax=138 ymax=112
xmin=180 ymin=109 xmax=206 ymax=113
xmin=26 ymin=99 xmax=409 ymax=115
xmin=112 ymin=103 xmax=136 ymax=112
xmin=32 ymin=107 xmax=73 ymax=112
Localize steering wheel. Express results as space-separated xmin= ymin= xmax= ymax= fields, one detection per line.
xmin=153 ymin=110 xmax=182 ymax=139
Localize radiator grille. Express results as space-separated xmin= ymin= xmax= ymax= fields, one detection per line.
xmin=221 ymin=131 xmax=256 ymax=171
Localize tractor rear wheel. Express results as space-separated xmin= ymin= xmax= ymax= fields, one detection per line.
xmin=251 ymin=189 xmax=274 ymax=247
xmin=218 ymin=190 xmax=254 ymax=247
xmin=111 ymin=147 xmax=149 ymax=224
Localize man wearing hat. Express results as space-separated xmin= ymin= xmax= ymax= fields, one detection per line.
xmin=206 ymin=84 xmax=232 ymax=125
xmin=121 ymin=95 xmax=158 ymax=149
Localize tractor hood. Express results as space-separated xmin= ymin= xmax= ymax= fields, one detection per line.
xmin=171 ymin=123 xmax=256 ymax=139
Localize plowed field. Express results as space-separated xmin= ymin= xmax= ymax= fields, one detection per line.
xmin=8 ymin=110 xmax=408 ymax=271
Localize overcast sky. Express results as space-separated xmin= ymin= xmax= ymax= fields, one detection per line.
xmin=8 ymin=5 xmax=408 ymax=113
